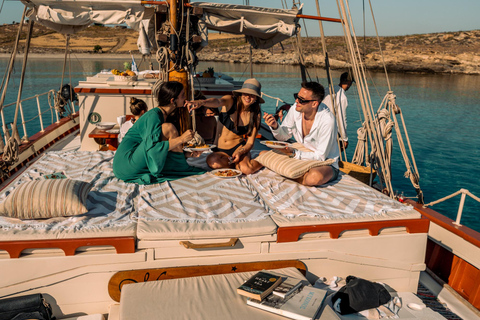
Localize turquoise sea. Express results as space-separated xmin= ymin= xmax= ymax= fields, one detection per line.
xmin=1 ymin=57 xmax=479 ymax=232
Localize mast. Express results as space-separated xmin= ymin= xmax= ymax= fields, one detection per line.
xmin=161 ymin=0 xmax=202 ymax=133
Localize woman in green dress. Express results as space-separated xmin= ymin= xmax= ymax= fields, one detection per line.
xmin=113 ymin=81 xmax=205 ymax=184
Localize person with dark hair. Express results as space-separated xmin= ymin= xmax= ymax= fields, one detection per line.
xmin=113 ymin=81 xmax=205 ymax=184
xmin=323 ymin=72 xmax=354 ymax=150
xmin=192 ymin=91 xmax=219 ymax=145
xmin=263 ymin=81 xmax=340 ymax=186
xmin=186 ymin=78 xmax=264 ymax=174
xmin=118 ymin=97 xmax=148 ymax=143
xmin=274 ymin=103 xmax=291 ymax=123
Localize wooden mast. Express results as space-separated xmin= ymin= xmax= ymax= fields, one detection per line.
xmin=166 ymin=0 xmax=191 ymax=133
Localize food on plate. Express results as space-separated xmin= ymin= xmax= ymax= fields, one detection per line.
xmin=144 ymin=73 xmax=159 ymax=79
xmin=213 ymin=170 xmax=240 ymax=177
xmin=265 ymin=141 xmax=287 ymax=146
xmin=185 ymin=132 xmax=206 ymax=148
xmin=186 ymin=144 xmax=209 ymax=149
xmin=111 ymin=69 xmax=136 ymax=77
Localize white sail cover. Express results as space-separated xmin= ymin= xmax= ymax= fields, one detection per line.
xmin=191 ymin=2 xmax=302 ymax=49
xmin=21 ymin=0 xmax=152 ymax=34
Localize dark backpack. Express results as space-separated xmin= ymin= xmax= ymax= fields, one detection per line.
xmin=0 ymin=293 xmax=54 ymax=320
xmin=331 ymin=276 xmax=391 ymax=315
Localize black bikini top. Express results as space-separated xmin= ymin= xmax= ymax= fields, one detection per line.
xmin=218 ymin=96 xmax=249 ymax=136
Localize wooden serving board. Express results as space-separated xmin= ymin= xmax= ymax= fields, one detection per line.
xmin=108 ymin=260 xmax=307 ymax=302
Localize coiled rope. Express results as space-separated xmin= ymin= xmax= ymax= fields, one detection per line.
xmin=352 ymin=123 xmax=367 ymax=166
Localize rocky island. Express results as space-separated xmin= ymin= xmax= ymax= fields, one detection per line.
xmin=1 ymin=24 xmax=479 ymax=75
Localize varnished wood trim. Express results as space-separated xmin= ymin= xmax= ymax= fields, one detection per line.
xmin=179 ymin=238 xmax=238 ymax=249
xmin=425 ymin=240 xmax=480 ymax=311
xmin=405 ymin=199 xmax=480 ymax=249
xmin=108 ymin=260 xmax=307 ymax=302
xmin=0 ymin=237 xmax=135 ymax=259
xmin=276 ymin=218 xmax=429 ymax=243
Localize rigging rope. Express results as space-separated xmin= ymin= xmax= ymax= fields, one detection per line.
xmin=3 ymin=17 xmax=34 ymax=164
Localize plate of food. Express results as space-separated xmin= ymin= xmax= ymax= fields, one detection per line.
xmin=183 ymin=144 xmax=215 ymax=152
xmin=260 ymin=141 xmax=291 ymax=149
xmin=210 ymin=169 xmax=242 ymax=178
xmin=106 ymin=129 xmax=120 ymax=134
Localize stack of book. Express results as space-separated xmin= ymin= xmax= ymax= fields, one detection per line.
xmin=237 ymin=270 xmax=327 ymax=320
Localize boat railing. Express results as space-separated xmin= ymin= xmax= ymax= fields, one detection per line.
xmin=424 ymin=189 xmax=480 ymax=226
xmin=261 ymin=92 xmax=289 ymax=109
xmin=0 ymin=90 xmax=72 ymax=143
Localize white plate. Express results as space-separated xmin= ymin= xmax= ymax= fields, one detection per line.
xmin=210 ymin=169 xmax=242 ymax=178
xmin=106 ymin=129 xmax=120 ymax=134
xmin=95 ymin=122 xmax=116 ymax=130
xmin=407 ymin=303 xmax=425 ymax=311
xmin=260 ymin=141 xmax=290 ymax=149
xmin=183 ymin=144 xmax=216 ymax=152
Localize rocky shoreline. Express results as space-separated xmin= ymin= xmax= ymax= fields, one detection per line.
xmin=197 ymin=30 xmax=480 ymax=75
xmin=1 ymin=24 xmax=479 ymax=75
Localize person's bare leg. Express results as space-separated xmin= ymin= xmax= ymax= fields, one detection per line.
xmin=161 ymin=123 xmax=182 ymax=152
xmin=237 ymin=153 xmax=263 ymax=175
xmin=295 ymin=166 xmax=334 ymax=186
xmin=207 ymin=152 xmax=233 ymax=169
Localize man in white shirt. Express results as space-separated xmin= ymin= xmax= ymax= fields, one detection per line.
xmin=323 ymin=72 xmax=354 ymax=150
xmin=263 ymin=82 xmax=340 ymax=186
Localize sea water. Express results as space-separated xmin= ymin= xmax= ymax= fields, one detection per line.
xmin=1 ymin=57 xmax=479 ymax=232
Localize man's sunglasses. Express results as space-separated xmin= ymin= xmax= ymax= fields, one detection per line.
xmin=294 ymin=93 xmax=316 ymax=105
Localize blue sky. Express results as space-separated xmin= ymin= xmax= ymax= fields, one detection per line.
xmin=1 ymin=0 xmax=479 ymax=36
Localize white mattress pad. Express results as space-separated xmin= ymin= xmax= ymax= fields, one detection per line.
xmin=247 ymin=168 xmax=420 ymax=227
xmin=0 ymin=151 xmax=137 ymax=240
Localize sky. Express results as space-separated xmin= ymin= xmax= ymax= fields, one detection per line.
xmin=0 ymin=0 xmax=479 ymax=37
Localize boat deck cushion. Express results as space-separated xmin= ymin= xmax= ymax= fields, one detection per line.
xmin=0 ymin=151 xmax=137 ymax=240
xmin=247 ymin=168 xmax=420 ymax=227
xmin=136 ymin=171 xmax=277 ymax=240
xmin=119 ymin=267 xmax=306 ymax=320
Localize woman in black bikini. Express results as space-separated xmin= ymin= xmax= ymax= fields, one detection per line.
xmin=186 ymin=78 xmax=264 ymax=174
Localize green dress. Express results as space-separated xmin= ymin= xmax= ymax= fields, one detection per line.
xmin=113 ymin=108 xmax=205 ymax=184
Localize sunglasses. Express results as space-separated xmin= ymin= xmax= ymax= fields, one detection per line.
xmin=294 ymin=93 xmax=316 ymax=105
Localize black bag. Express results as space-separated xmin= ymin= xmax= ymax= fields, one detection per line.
xmin=0 ymin=294 xmax=54 ymax=320
xmin=331 ymin=276 xmax=391 ymax=315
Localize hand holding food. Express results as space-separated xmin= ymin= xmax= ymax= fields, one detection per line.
xmin=186 ymin=132 xmax=205 ymax=147
xmin=230 ymin=146 xmax=246 ymax=164
xmin=185 ymin=100 xmax=203 ymax=113
xmin=180 ymin=129 xmax=195 ymax=144
xmin=263 ymin=112 xmax=278 ymax=129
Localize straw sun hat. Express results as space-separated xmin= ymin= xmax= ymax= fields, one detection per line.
xmin=233 ymin=78 xmax=265 ymax=104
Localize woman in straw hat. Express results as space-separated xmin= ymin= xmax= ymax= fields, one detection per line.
xmin=186 ymin=78 xmax=264 ymax=174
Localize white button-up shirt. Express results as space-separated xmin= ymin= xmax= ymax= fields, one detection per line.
xmin=323 ymin=85 xmax=348 ymax=141
xmin=270 ymin=102 xmax=339 ymax=169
